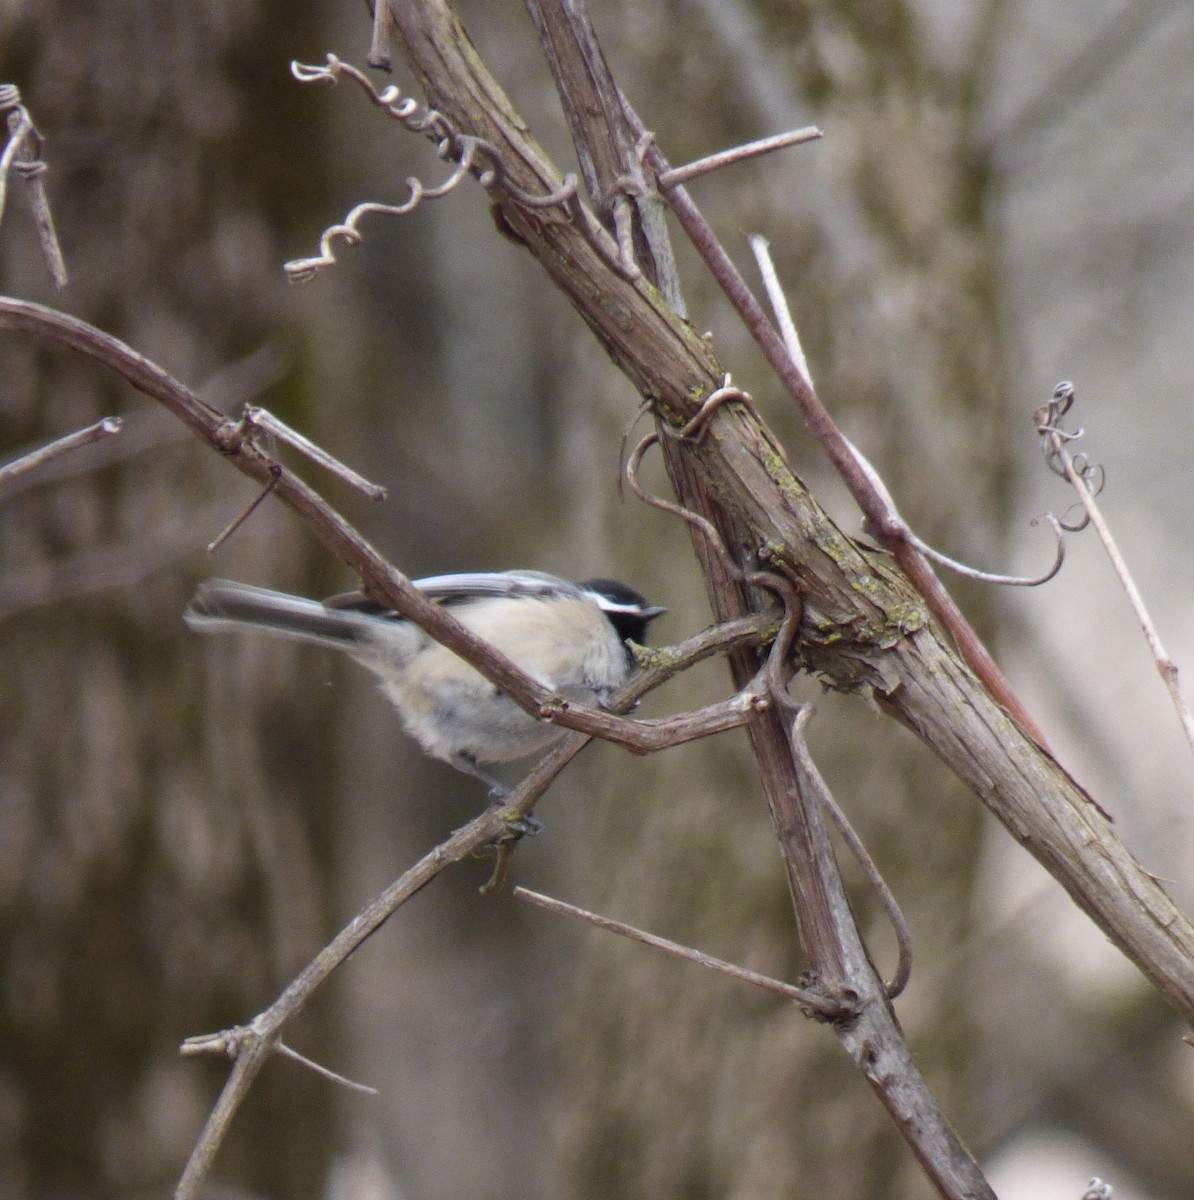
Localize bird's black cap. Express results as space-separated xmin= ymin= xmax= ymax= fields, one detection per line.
xmin=580 ymin=578 xmax=666 ymax=644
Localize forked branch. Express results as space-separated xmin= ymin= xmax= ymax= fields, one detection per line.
xmin=171 ymin=610 xmax=775 ymax=1200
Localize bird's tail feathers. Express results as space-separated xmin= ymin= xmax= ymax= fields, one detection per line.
xmin=185 ymin=580 xmax=381 ymax=653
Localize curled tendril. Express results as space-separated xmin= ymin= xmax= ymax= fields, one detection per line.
xmin=500 ymin=169 xmax=579 ymax=209
xmin=1035 ymin=380 xmax=1105 ymax=532
xmin=904 ymin=511 xmax=1067 ymax=587
xmin=657 ymin=375 xmax=759 ymax=443
xmin=291 ymin=56 xmax=449 ymax=136
xmin=285 ymin=198 xmax=430 ymax=283
xmin=839 ymin=431 xmax=1065 ymax=588
xmin=615 ymin=398 xmax=653 ymax=501
xmin=625 ymin=432 xmax=738 ymax=577
xmin=284 ymin=56 xmax=581 ymax=281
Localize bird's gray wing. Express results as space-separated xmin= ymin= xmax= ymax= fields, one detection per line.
xmin=323 ymin=570 xmax=577 ymax=615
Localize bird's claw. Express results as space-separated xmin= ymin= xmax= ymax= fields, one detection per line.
xmin=500 ymin=812 xmax=543 ymax=839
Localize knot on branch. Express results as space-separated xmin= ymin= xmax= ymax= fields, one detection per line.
xmin=794 ymin=971 xmax=863 ymax=1026
xmin=180 ymin=1023 xmax=263 ymax=1060
xmin=537 ymin=695 xmax=569 ymax=722
xmin=212 ymin=417 xmax=246 ymax=455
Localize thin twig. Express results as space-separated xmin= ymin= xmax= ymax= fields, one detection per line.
xmin=242 ymin=406 xmax=386 ymax=500
xmin=0 ymin=416 xmax=122 ymax=492
xmin=174 ymin=1048 xmax=268 ymax=1199
xmin=512 ymin=886 xmax=850 ymax=1018
xmin=171 ymin=612 xmax=775 ymax=1199
xmin=0 ymin=345 xmax=288 ymax=501
xmin=1038 ymin=381 xmax=1194 ymax=764
xmin=658 ymin=127 xmax=823 ymax=189
xmin=787 ymin=707 xmax=914 ymax=1000
xmin=275 ymin=1041 xmax=379 ymax=1095
xmin=206 ymin=469 xmax=281 ymax=554
xmin=535 ymin=666 xmax=768 ymax=750
xmin=629 ymin=608 xmax=779 ymax=681
xmin=749 ymin=233 xmax=812 ymax=386
xmin=172 ymin=806 xmax=498 ymax=1200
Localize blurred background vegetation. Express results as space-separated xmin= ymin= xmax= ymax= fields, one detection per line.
xmin=2 ymin=3 xmax=1193 ymax=1199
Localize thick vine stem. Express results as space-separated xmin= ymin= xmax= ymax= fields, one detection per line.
xmin=382 ymin=0 xmax=1194 ymax=1041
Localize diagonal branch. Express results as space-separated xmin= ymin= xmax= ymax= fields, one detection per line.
xmin=0 ymin=295 xmax=763 ymax=757
xmin=630 ymin=103 xmax=1049 ymax=750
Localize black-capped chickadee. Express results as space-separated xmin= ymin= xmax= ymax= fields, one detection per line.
xmin=184 ymin=570 xmax=665 ymax=794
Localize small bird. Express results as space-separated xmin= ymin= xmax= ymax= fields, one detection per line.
xmin=184 ymin=570 xmax=665 ymax=794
